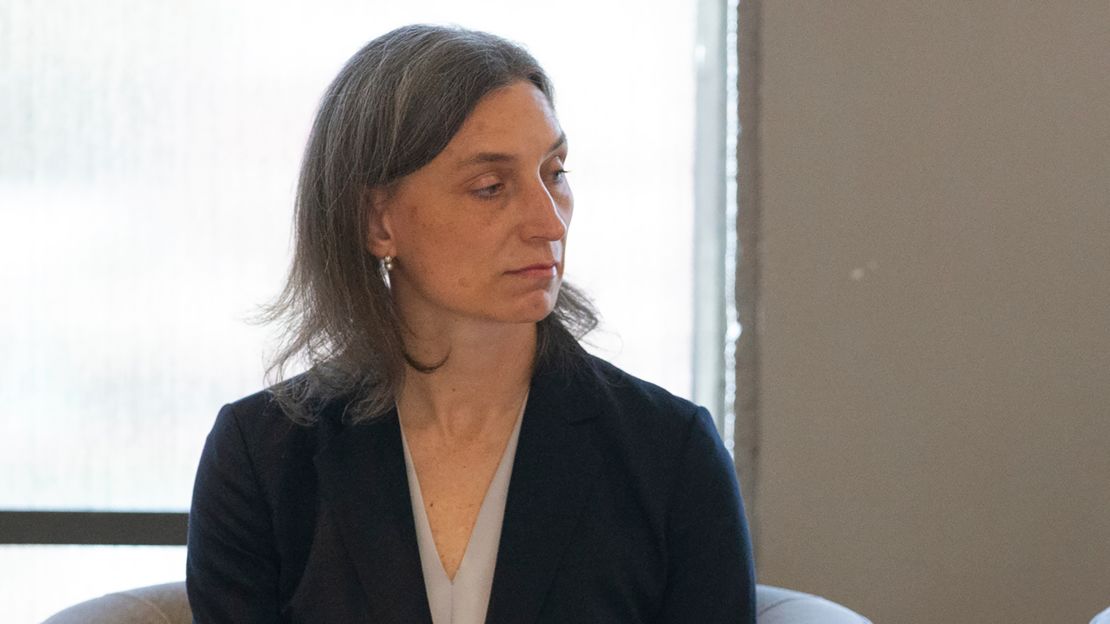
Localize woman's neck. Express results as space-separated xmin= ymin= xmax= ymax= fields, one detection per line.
xmin=396 ymin=320 xmax=536 ymax=442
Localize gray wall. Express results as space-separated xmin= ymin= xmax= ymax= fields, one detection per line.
xmin=740 ymin=2 xmax=1110 ymax=622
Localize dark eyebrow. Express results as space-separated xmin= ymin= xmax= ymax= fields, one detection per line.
xmin=455 ymin=132 xmax=568 ymax=169
xmin=548 ymin=132 xmax=568 ymax=154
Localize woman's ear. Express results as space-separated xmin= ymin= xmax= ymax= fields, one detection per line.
xmin=363 ymin=186 xmax=395 ymax=258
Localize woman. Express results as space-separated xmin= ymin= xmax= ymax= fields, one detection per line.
xmin=187 ymin=24 xmax=756 ymax=623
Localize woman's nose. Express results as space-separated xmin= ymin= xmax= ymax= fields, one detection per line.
xmin=521 ymin=177 xmax=569 ymax=241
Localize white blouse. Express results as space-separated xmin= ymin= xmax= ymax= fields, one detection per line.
xmin=399 ymin=398 xmax=526 ymax=624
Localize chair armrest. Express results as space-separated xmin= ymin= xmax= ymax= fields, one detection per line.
xmin=757 ymin=584 xmax=871 ymax=624
xmin=43 ymin=581 xmax=191 ymax=624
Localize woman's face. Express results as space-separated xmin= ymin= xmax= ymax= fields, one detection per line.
xmin=369 ymin=80 xmax=572 ymax=330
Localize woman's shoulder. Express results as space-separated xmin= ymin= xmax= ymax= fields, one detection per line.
xmin=205 ymin=375 xmax=351 ymax=471
xmin=581 ymin=354 xmax=700 ymax=410
xmin=570 ymin=354 xmax=711 ymax=444
xmin=567 ymin=355 xmax=736 ymax=532
xmin=216 ymin=378 xmax=306 ymax=437
xmin=219 ymin=374 xmax=352 ymax=429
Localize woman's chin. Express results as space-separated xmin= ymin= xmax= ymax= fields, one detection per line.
xmin=502 ymin=290 xmax=560 ymax=324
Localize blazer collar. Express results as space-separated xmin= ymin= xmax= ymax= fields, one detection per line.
xmin=314 ymin=351 xmax=603 ymax=623
xmin=484 ymin=355 xmax=603 ymax=622
xmin=314 ymin=407 xmax=433 ymax=623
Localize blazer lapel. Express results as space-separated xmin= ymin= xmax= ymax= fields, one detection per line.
xmin=314 ymin=409 xmax=434 ymax=624
xmin=484 ymin=360 xmax=603 ymax=624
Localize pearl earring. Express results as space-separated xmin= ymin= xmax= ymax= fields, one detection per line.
xmin=382 ymin=255 xmax=395 ymax=272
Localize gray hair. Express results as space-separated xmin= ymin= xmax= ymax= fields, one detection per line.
xmin=261 ymin=24 xmax=598 ymax=425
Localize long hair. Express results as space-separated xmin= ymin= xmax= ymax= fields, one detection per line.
xmin=260 ymin=25 xmax=598 ymax=425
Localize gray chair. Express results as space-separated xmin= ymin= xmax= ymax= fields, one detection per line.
xmin=44 ymin=581 xmax=871 ymax=623
xmin=43 ymin=582 xmax=190 ymax=624
xmin=756 ymin=585 xmax=871 ymax=624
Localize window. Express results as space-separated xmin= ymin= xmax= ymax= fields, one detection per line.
xmin=0 ymin=1 xmax=731 ymax=619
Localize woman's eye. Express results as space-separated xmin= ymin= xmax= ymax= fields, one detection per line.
xmin=550 ymin=168 xmax=570 ymax=183
xmin=473 ymin=182 xmax=504 ymax=199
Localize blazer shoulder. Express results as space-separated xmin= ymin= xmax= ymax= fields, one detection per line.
xmin=582 ymin=354 xmax=701 ymax=414
xmin=218 ymin=383 xmax=304 ymax=447
xmin=206 ymin=376 xmax=341 ymax=488
xmin=577 ymin=354 xmax=707 ymax=444
xmin=222 ymin=386 xmax=283 ymax=424
xmin=218 ymin=373 xmax=355 ymax=436
xmin=569 ymin=355 xmax=734 ymax=551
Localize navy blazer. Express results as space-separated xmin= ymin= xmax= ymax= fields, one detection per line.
xmin=187 ymin=348 xmax=756 ymax=623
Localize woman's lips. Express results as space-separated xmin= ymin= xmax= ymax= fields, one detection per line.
xmin=507 ymin=263 xmax=557 ymax=278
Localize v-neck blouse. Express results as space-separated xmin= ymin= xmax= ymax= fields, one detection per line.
xmin=399 ymin=400 xmax=526 ymax=624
